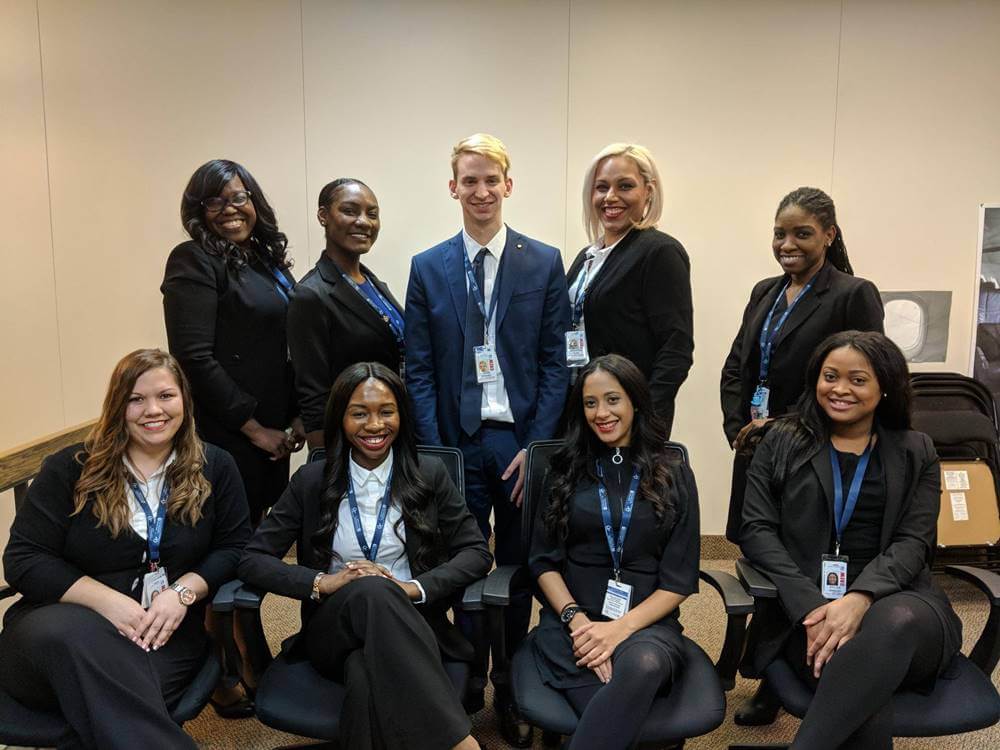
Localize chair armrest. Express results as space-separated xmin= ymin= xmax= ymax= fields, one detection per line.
xmin=211 ymin=579 xmax=242 ymax=613
xmin=233 ymin=582 xmax=265 ymax=610
xmin=736 ymin=558 xmax=778 ymax=599
xmin=482 ymin=564 xmax=525 ymax=607
xmin=944 ymin=565 xmax=1000 ymax=675
xmin=459 ymin=576 xmax=486 ymax=612
xmin=0 ymin=585 xmax=17 ymax=602
xmin=700 ymin=569 xmax=755 ymax=616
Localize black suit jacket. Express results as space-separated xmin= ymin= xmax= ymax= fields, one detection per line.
xmin=162 ymin=241 xmax=297 ymax=447
xmin=739 ymin=425 xmax=962 ymax=674
xmin=237 ymin=455 xmax=492 ymax=662
xmin=566 ymin=227 xmax=693 ymax=435
xmin=287 ymin=254 xmax=403 ymax=433
xmin=720 ymin=262 xmax=884 ymax=446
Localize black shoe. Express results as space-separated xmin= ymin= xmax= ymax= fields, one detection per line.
xmin=498 ymin=701 xmax=533 ymax=748
xmin=463 ymin=688 xmax=486 ymax=714
xmin=208 ymin=694 xmax=255 ymax=720
xmin=734 ymin=680 xmax=781 ymax=726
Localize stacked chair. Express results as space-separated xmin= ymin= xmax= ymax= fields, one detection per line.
xmin=483 ymin=439 xmax=754 ymax=749
xmin=234 ymin=445 xmax=489 ymax=748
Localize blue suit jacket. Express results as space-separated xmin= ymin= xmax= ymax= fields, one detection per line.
xmin=405 ymin=227 xmax=571 ymax=448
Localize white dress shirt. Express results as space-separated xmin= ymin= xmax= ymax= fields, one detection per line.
xmin=463 ymin=224 xmax=514 ymax=423
xmin=332 ymin=451 xmax=426 ymax=603
xmin=124 ymin=452 xmax=176 ymax=542
xmin=567 ymin=234 xmax=626 ymax=330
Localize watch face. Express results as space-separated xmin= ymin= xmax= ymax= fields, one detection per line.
xmin=175 ymin=586 xmax=196 ymax=606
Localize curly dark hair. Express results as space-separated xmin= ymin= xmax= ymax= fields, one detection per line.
xmin=544 ymin=354 xmax=676 ymax=543
xmin=776 ymin=186 xmax=853 ymax=275
xmin=310 ymin=362 xmax=438 ymax=572
xmin=180 ymin=159 xmax=290 ymax=270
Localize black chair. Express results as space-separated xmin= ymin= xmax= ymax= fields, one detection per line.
xmin=235 ymin=445 xmax=486 ymax=748
xmin=0 ymin=580 xmax=240 ymax=747
xmin=484 ymin=439 xmax=754 ymax=748
xmin=731 ymin=558 xmax=1000 ymax=747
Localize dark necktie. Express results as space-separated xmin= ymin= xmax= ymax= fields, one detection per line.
xmin=460 ymin=248 xmax=489 ymax=436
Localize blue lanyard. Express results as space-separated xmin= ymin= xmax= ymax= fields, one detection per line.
xmin=129 ymin=480 xmax=169 ymax=569
xmin=346 ymin=468 xmax=394 ymax=562
xmin=757 ymin=278 xmax=815 ymax=383
xmin=571 ymin=258 xmax=594 ymax=328
xmin=595 ymin=462 xmax=641 ymax=580
xmin=341 ymin=273 xmax=405 ymax=343
xmin=462 ymin=250 xmax=500 ymax=339
xmin=829 ymin=439 xmax=874 ymax=554
xmin=255 ymin=252 xmax=293 ymax=302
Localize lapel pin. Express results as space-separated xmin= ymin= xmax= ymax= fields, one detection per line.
xmin=516 ymin=243 xmax=523 ymax=250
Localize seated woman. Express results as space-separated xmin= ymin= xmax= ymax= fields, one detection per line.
xmin=0 ymin=349 xmax=250 ymax=750
xmin=740 ymin=330 xmax=963 ymax=749
xmin=528 ymin=354 xmax=700 ymax=750
xmin=238 ymin=362 xmax=491 ymax=750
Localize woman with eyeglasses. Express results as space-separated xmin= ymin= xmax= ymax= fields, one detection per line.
xmin=162 ymin=159 xmax=304 ymax=529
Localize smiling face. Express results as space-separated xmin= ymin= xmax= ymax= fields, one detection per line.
xmin=816 ymin=346 xmax=882 ymax=431
xmin=449 ymin=153 xmax=511 ymax=236
xmin=319 ymin=182 xmax=380 ymax=258
xmin=125 ymin=367 xmax=184 ymax=454
xmin=591 ymin=155 xmax=652 ymax=247
xmin=203 ymin=175 xmax=257 ymax=246
xmin=342 ymin=377 xmax=399 ymax=469
xmin=582 ymin=368 xmax=635 ymax=448
xmin=772 ymin=203 xmax=835 ymax=280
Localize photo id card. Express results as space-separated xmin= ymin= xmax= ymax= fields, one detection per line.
xmin=474 ymin=345 xmax=499 ymax=383
xmin=750 ymin=385 xmax=770 ymax=420
xmin=601 ymin=579 xmax=633 ymax=620
xmin=821 ymin=554 xmax=848 ymax=600
xmin=565 ymin=330 xmax=590 ymax=367
xmin=141 ymin=567 xmax=169 ymax=608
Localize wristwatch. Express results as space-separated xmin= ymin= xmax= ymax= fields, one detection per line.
xmin=560 ymin=604 xmax=583 ymax=627
xmin=311 ymin=572 xmax=325 ymax=601
xmin=170 ymin=583 xmax=196 ymax=606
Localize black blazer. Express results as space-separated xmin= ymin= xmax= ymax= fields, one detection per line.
xmin=720 ymin=262 xmax=884 ymax=446
xmin=238 ymin=455 xmax=492 ymax=662
xmin=287 ymin=254 xmax=403 ymax=434
xmin=739 ymin=425 xmax=962 ymax=674
xmin=566 ymin=227 xmax=693 ymax=434
xmin=162 ymin=241 xmax=297 ymax=447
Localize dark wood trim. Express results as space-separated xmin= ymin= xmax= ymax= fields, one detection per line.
xmin=0 ymin=419 xmax=96 ymax=494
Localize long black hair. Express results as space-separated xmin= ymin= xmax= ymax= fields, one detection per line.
xmin=544 ymin=354 xmax=675 ymax=543
xmin=310 ymin=362 xmax=438 ymax=571
xmin=759 ymin=330 xmax=912 ymax=478
xmin=776 ymin=187 xmax=853 ymax=275
xmin=181 ymin=159 xmax=290 ymax=270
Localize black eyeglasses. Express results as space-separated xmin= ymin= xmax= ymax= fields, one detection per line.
xmin=202 ymin=190 xmax=252 ymax=213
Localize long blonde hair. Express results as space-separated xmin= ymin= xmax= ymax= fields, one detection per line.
xmin=73 ymin=349 xmax=211 ymax=536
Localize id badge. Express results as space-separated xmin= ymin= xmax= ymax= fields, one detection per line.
xmin=473 ymin=345 xmax=499 ymax=383
xmin=565 ymin=330 xmax=590 ymax=367
xmin=141 ymin=567 xmax=169 ymax=608
xmin=601 ymin=579 xmax=633 ymax=619
xmin=750 ymin=385 xmax=770 ymax=420
xmin=821 ymin=554 xmax=848 ymax=600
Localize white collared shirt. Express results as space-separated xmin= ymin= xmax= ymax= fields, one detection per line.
xmin=124 ymin=452 xmax=176 ymax=541
xmin=332 ymin=451 xmax=425 ymax=603
xmin=568 ymin=234 xmax=626 ymax=330
xmin=463 ymin=224 xmax=514 ymax=423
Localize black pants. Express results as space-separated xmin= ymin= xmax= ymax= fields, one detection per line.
xmin=304 ymin=576 xmax=470 ymax=750
xmin=787 ymin=593 xmax=944 ymax=750
xmin=0 ymin=603 xmax=201 ymax=750
xmin=219 ymin=436 xmax=290 ymax=526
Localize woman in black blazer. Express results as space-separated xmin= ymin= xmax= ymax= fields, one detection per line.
xmin=239 ymin=362 xmax=491 ymax=750
xmin=565 ymin=144 xmax=693 ymax=437
xmin=721 ymin=187 xmax=884 ymax=543
xmin=288 ymin=178 xmax=404 ymax=450
xmin=740 ymin=331 xmax=962 ymax=749
xmin=162 ymin=159 xmax=302 ymax=525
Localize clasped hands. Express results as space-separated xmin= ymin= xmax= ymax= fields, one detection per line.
xmin=802 ymin=591 xmax=873 ymax=678
xmin=569 ymin=613 xmax=633 ymax=684
xmin=318 ymin=560 xmax=420 ymax=600
xmin=101 ymin=587 xmax=190 ymax=652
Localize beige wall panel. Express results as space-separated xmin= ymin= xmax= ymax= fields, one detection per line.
xmin=833 ymin=0 xmax=1000 ymax=375
xmin=1 ymin=0 xmax=64 ymax=582
xmin=300 ymin=0 xmax=570 ymax=294
xmin=566 ymin=0 xmax=841 ymax=532
xmin=37 ymin=0 xmax=309 ymax=424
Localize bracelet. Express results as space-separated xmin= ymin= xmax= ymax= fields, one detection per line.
xmin=311 ymin=572 xmax=324 ymax=601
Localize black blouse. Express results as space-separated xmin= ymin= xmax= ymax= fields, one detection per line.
xmin=529 ymin=448 xmax=700 ymax=627
xmin=833 ymin=447 xmax=885 ymax=585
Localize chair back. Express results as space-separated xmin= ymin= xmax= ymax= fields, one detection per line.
xmin=417 ymin=445 xmax=465 ymax=496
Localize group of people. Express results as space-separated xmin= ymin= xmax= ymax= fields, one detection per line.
xmin=0 ymin=131 xmax=964 ymax=750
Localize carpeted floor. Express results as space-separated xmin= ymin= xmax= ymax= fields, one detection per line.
xmin=174 ymin=560 xmax=999 ymax=750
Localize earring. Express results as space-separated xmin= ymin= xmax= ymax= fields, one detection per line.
xmin=320 ymin=221 xmax=326 ymax=226
xmin=882 ymin=392 xmax=888 ymax=397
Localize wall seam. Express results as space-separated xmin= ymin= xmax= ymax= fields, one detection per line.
xmin=35 ymin=0 xmax=67 ymax=427
xmin=830 ymin=0 xmax=845 ymax=192
xmin=299 ymin=0 xmax=312 ymax=264
xmin=562 ymin=0 xmax=573 ymax=260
